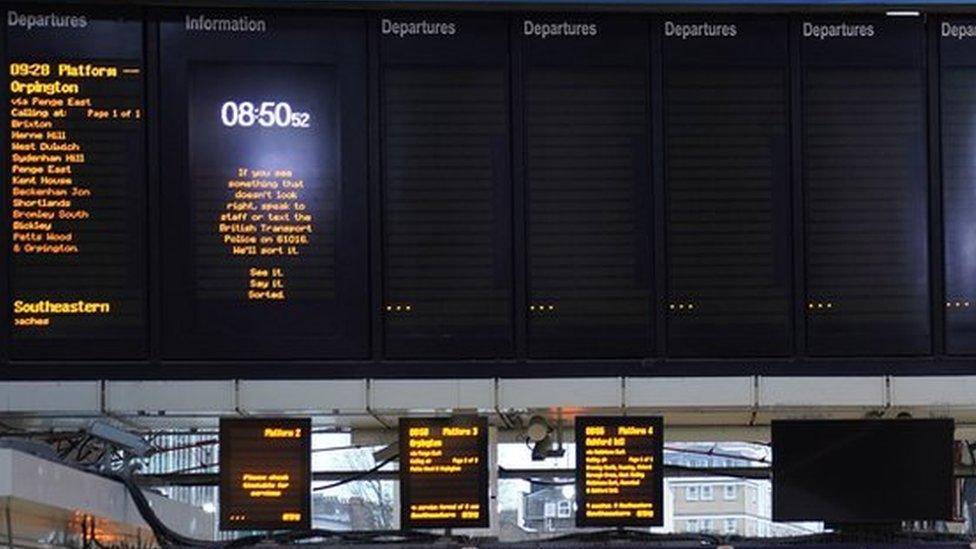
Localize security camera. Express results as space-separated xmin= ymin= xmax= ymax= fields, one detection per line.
xmin=526 ymin=415 xmax=551 ymax=442
xmin=525 ymin=415 xmax=565 ymax=461
xmin=89 ymin=420 xmax=151 ymax=458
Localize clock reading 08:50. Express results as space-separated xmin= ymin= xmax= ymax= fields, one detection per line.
xmin=220 ymin=101 xmax=312 ymax=129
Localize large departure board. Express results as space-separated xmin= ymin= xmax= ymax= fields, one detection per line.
xmin=2 ymin=7 xmax=972 ymax=377
xmin=4 ymin=9 xmax=147 ymax=359
xmin=575 ymin=416 xmax=664 ymax=527
xmin=941 ymin=18 xmax=976 ymax=355
xmin=219 ymin=417 xmax=311 ymax=531
xmin=159 ymin=12 xmax=369 ymax=359
xmin=381 ymin=16 xmax=513 ymax=359
xmin=399 ymin=416 xmax=490 ymax=529
xmin=664 ymin=18 xmax=791 ymax=357
xmin=800 ymin=17 xmax=929 ymax=356
xmin=522 ymin=17 xmax=652 ymax=358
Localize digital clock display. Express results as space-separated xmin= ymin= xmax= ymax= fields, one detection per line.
xmin=159 ymin=12 xmax=370 ymax=360
xmin=190 ymin=63 xmax=333 ymax=306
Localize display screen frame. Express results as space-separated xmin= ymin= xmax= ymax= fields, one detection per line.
xmin=520 ymin=15 xmax=654 ymax=359
xmin=157 ymin=9 xmax=370 ymax=361
xmin=398 ymin=415 xmax=491 ymax=530
xmin=574 ymin=415 xmax=665 ymax=527
xmin=2 ymin=5 xmax=149 ymax=360
xmin=218 ymin=416 xmax=312 ymax=531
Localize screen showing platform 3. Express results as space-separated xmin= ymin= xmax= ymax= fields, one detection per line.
xmin=399 ymin=416 xmax=490 ymax=529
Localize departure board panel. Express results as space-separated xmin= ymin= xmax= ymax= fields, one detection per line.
xmin=522 ymin=18 xmax=652 ymax=358
xmin=381 ymin=16 xmax=513 ymax=358
xmin=664 ymin=18 xmax=791 ymax=357
xmin=941 ymin=19 xmax=976 ymax=354
xmin=160 ymin=12 xmax=368 ymax=359
xmin=4 ymin=9 xmax=147 ymax=359
xmin=800 ymin=17 xmax=930 ymax=356
xmin=575 ymin=416 xmax=664 ymax=527
xmin=219 ymin=417 xmax=311 ymax=531
xmin=399 ymin=416 xmax=490 ymax=529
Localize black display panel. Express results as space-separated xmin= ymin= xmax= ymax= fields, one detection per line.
xmin=940 ymin=19 xmax=976 ymax=355
xmin=4 ymin=8 xmax=147 ymax=359
xmin=159 ymin=11 xmax=368 ymax=359
xmin=380 ymin=16 xmax=513 ymax=358
xmin=663 ymin=18 xmax=791 ymax=356
xmin=522 ymin=17 xmax=652 ymax=358
xmin=219 ymin=417 xmax=311 ymax=531
xmin=772 ymin=419 xmax=954 ymax=522
xmin=800 ymin=17 xmax=930 ymax=356
xmin=399 ymin=416 xmax=490 ymax=529
xmin=575 ymin=416 xmax=664 ymax=527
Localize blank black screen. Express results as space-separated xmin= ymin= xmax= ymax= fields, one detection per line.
xmin=772 ymin=419 xmax=954 ymax=522
xmin=800 ymin=18 xmax=930 ymax=356
xmin=663 ymin=18 xmax=791 ymax=357
xmin=523 ymin=18 xmax=652 ymax=358
xmin=941 ymin=18 xmax=976 ymax=354
xmin=381 ymin=16 xmax=513 ymax=358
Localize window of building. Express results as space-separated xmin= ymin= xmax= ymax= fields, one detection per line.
xmin=544 ymin=501 xmax=556 ymax=518
xmin=686 ymin=485 xmax=700 ymax=501
xmin=702 ymin=518 xmax=714 ymax=532
xmin=686 ymin=519 xmax=699 ymax=533
xmin=725 ymin=518 xmax=737 ymax=534
xmin=701 ymin=485 xmax=714 ymax=501
xmin=557 ymin=500 xmax=572 ymax=518
xmin=724 ymin=484 xmax=737 ymax=500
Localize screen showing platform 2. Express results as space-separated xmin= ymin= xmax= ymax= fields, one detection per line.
xmin=219 ymin=417 xmax=311 ymax=530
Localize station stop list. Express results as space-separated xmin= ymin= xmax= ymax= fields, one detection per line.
xmin=399 ymin=416 xmax=490 ymax=529
xmin=576 ymin=416 xmax=664 ymax=527
xmin=6 ymin=10 xmax=147 ymax=358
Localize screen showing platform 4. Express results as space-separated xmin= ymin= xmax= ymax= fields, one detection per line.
xmin=575 ymin=416 xmax=664 ymax=527
xmin=219 ymin=417 xmax=311 ymax=530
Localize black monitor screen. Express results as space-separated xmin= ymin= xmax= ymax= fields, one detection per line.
xmin=772 ymin=419 xmax=954 ymax=523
